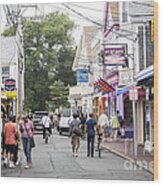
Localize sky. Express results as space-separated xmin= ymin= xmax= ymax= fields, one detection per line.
xmin=0 ymin=2 xmax=105 ymax=45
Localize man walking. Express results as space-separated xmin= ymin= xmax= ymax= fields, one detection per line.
xmin=86 ymin=113 xmax=97 ymax=157
xmin=69 ymin=113 xmax=81 ymax=157
xmin=42 ymin=113 xmax=52 ymax=140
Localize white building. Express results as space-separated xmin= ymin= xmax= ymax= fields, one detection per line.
xmin=0 ymin=36 xmax=24 ymax=116
xmin=69 ymin=26 xmax=103 ymax=116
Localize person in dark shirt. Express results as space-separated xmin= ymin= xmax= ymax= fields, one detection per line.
xmin=86 ymin=113 xmax=97 ymax=157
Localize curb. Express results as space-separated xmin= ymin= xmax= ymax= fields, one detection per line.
xmin=103 ymin=145 xmax=153 ymax=174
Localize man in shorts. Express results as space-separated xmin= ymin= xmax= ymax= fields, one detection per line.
xmin=4 ymin=116 xmax=18 ymax=168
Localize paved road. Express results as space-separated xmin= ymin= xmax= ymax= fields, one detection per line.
xmin=1 ymin=131 xmax=153 ymax=180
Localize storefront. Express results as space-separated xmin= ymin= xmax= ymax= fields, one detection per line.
xmin=136 ymin=65 xmax=154 ymax=148
xmin=1 ymin=90 xmax=17 ymax=117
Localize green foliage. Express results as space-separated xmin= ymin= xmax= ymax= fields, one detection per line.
xmin=2 ymin=26 xmax=16 ymax=36
xmin=49 ymin=80 xmax=70 ymax=108
xmin=23 ymin=12 xmax=76 ymax=111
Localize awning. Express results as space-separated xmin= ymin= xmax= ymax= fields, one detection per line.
xmin=117 ymin=87 xmax=129 ymax=95
xmin=136 ymin=65 xmax=154 ymax=82
xmin=117 ymin=87 xmax=145 ymax=97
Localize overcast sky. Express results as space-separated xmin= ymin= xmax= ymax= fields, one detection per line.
xmin=0 ymin=2 xmax=105 ymax=45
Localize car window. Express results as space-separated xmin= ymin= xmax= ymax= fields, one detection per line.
xmin=62 ymin=109 xmax=71 ymax=117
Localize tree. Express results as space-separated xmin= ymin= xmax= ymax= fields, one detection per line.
xmin=22 ymin=12 xmax=76 ymax=111
xmin=2 ymin=26 xmax=16 ymax=36
xmin=49 ymin=80 xmax=70 ymax=108
xmin=2 ymin=12 xmax=76 ymax=111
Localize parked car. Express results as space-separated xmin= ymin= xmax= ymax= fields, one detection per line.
xmin=58 ymin=108 xmax=72 ymax=135
xmin=33 ymin=111 xmax=48 ymax=133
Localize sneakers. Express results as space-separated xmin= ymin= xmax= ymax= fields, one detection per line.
xmin=24 ymin=162 xmax=32 ymax=169
xmin=73 ymin=153 xmax=78 ymax=157
xmin=16 ymin=160 xmax=20 ymax=166
xmin=9 ymin=161 xmax=15 ymax=169
xmin=24 ymin=164 xmax=30 ymax=169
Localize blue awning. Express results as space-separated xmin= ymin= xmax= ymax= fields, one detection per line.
xmin=136 ymin=65 xmax=154 ymax=82
xmin=117 ymin=87 xmax=129 ymax=95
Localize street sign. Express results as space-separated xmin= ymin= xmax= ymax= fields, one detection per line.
xmin=129 ymin=86 xmax=138 ymax=101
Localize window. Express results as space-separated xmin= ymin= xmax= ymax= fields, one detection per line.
xmin=138 ymin=26 xmax=145 ymax=71
xmin=146 ymin=21 xmax=154 ymax=67
xmin=122 ymin=2 xmax=128 ymax=23
xmin=2 ymin=66 xmax=9 ymax=76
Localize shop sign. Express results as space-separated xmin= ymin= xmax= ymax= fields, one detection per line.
xmin=76 ymin=69 xmax=88 ymax=83
xmin=4 ymin=79 xmax=16 ymax=91
xmin=2 ymin=90 xmax=17 ymax=99
xmin=129 ymin=86 xmax=138 ymax=101
xmin=104 ymin=47 xmax=127 ymax=66
xmin=119 ymin=70 xmax=133 ymax=87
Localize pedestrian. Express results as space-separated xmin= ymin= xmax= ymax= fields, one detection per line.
xmin=42 ymin=113 xmax=52 ymax=140
xmin=1 ymin=113 xmax=8 ymax=162
xmin=20 ymin=116 xmax=34 ymax=169
xmin=80 ymin=113 xmax=86 ymax=139
xmin=69 ymin=113 xmax=82 ymax=157
xmin=86 ymin=113 xmax=97 ymax=157
xmin=97 ymin=110 xmax=109 ymax=141
xmin=116 ymin=110 xmax=125 ymax=138
xmin=3 ymin=115 xmax=18 ymax=168
xmin=110 ymin=112 xmax=120 ymax=141
xmin=12 ymin=116 xmax=20 ymax=166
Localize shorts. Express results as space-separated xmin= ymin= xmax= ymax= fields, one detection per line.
xmin=71 ymin=134 xmax=80 ymax=147
xmin=5 ymin=144 xmax=16 ymax=154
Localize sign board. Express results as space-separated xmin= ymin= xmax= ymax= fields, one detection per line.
xmin=119 ymin=69 xmax=133 ymax=87
xmin=76 ymin=69 xmax=88 ymax=83
xmin=129 ymin=86 xmax=138 ymax=101
xmin=104 ymin=47 xmax=127 ymax=66
xmin=4 ymin=79 xmax=16 ymax=91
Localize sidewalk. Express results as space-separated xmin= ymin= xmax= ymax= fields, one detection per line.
xmin=102 ymin=138 xmax=154 ymax=174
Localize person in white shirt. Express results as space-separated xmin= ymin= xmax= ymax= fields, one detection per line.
xmin=42 ymin=114 xmax=52 ymax=139
xmin=97 ymin=110 xmax=109 ymax=142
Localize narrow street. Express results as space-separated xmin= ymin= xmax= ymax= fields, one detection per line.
xmin=1 ymin=131 xmax=153 ymax=180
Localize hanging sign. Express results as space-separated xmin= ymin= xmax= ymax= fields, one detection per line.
xmin=4 ymin=79 xmax=16 ymax=91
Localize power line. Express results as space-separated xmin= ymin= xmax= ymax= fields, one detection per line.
xmin=68 ymin=3 xmax=104 ymax=13
xmin=131 ymin=1 xmax=154 ymax=8
xmin=62 ymin=3 xmax=102 ymax=27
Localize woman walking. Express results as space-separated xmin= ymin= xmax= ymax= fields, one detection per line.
xmin=20 ymin=116 xmax=34 ymax=169
xmin=69 ymin=113 xmax=81 ymax=157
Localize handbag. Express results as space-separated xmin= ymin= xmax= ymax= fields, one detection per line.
xmin=30 ymin=136 xmax=35 ymax=148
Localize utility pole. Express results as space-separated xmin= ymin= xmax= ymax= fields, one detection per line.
xmin=3 ymin=4 xmax=44 ymax=117
xmin=0 ymin=5 xmax=2 ymax=127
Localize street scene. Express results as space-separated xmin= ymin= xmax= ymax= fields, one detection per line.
xmin=1 ymin=1 xmax=155 ymax=180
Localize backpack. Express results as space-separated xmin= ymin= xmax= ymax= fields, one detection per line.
xmin=72 ymin=125 xmax=82 ymax=137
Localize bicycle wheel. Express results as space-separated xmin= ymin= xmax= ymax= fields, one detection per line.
xmin=98 ymin=147 xmax=101 ymax=158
